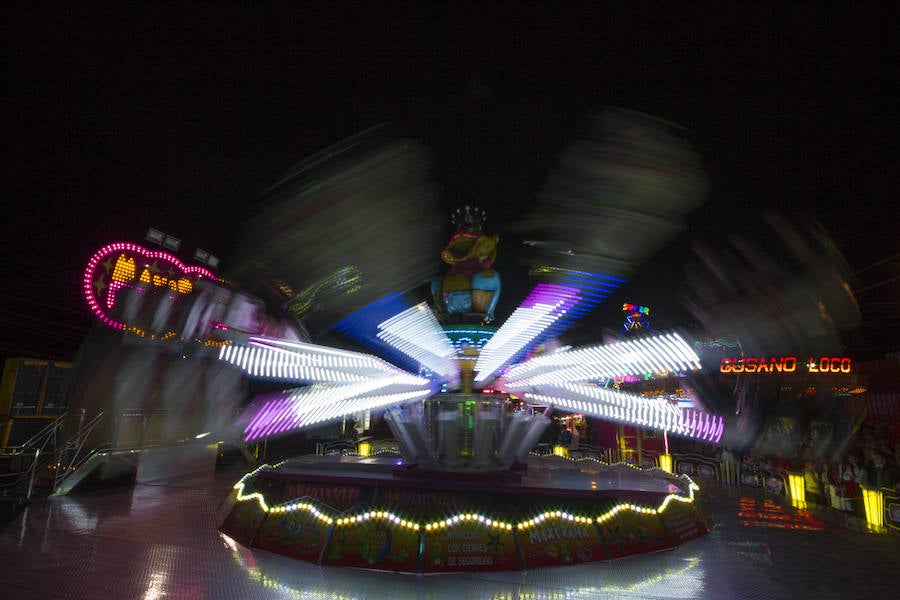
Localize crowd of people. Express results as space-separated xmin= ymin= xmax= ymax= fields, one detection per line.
xmin=715 ymin=424 xmax=899 ymax=514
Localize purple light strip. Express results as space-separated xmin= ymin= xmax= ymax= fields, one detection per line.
xmin=474 ymin=284 xmax=582 ymax=383
xmin=678 ymin=407 xmax=724 ymax=444
xmin=241 ymin=386 xmax=432 ymax=441
xmin=518 ymin=283 xmax=582 ymax=310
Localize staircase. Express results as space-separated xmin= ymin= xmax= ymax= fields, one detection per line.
xmin=0 ymin=410 xmax=110 ymax=504
xmin=0 ymin=412 xmax=71 ymax=521
xmin=2 ymin=408 xmax=258 ymax=512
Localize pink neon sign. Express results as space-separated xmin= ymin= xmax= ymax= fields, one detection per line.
xmin=83 ymin=242 xmax=217 ymax=330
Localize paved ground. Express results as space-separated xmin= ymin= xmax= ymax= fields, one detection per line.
xmin=0 ymin=465 xmax=897 ymax=599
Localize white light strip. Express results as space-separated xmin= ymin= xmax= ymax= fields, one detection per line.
xmin=251 ymin=336 xmax=411 ymax=374
xmin=502 ymin=332 xmax=701 ymax=390
xmin=220 ymin=343 xmax=371 ymax=382
xmin=376 ymin=303 xmax=458 ymax=380
xmin=243 ymin=387 xmax=431 ymax=440
xmin=474 ymin=287 xmax=580 ymax=385
xmin=219 ymin=337 xmax=430 ymax=384
xmin=243 ymin=377 xmax=404 ymax=439
xmin=524 ymin=388 xmax=689 ymax=435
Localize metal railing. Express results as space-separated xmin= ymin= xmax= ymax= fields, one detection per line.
xmin=52 ymin=411 xmax=106 ymax=493
xmin=0 ymin=411 xmax=74 ymax=500
xmin=315 ymin=438 xmax=402 ymax=457
xmin=670 ymin=452 xmax=724 ymax=483
xmin=3 ymin=411 xmax=69 ymax=455
xmin=0 ymin=450 xmax=40 ymax=500
xmin=3 ymin=408 xmax=256 ymax=499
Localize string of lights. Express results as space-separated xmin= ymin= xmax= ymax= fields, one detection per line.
xmin=230 ymin=463 xmax=701 ymax=533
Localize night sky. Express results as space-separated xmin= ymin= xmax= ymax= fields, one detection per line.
xmin=3 ymin=3 xmax=898 ymax=361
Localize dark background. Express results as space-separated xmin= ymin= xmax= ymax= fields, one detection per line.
xmin=3 ymin=3 xmax=898 ymax=361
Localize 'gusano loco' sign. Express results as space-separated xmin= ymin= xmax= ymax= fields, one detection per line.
xmin=720 ymin=356 xmax=852 ymax=374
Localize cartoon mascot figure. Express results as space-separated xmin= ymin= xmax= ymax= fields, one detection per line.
xmin=432 ymin=206 xmax=501 ymax=322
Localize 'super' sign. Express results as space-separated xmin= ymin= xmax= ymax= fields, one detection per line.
xmin=720 ymin=356 xmax=851 ymax=374
xmin=623 ymin=303 xmax=650 ymax=315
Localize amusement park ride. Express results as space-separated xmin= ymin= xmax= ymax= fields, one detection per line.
xmin=71 ymin=110 xmax=728 ymax=572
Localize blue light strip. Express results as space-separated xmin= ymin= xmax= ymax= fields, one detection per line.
xmin=334 ymin=292 xmax=417 ymax=370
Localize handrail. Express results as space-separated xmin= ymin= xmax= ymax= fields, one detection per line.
xmin=0 ymin=445 xmax=61 ymax=501
xmin=1 ymin=411 xmax=71 ymax=455
xmin=4 ymin=408 xmax=212 ymax=499
xmin=51 ymin=444 xmax=114 ymax=495
xmin=53 ymin=411 xmax=105 ymax=492
xmin=0 ymin=412 xmax=74 ymax=500
xmin=0 ymin=449 xmax=39 ymax=499
xmin=51 ymin=436 xmax=216 ymax=496
xmin=119 ymin=408 xmax=171 ymax=418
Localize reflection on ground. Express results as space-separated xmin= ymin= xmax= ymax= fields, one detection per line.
xmin=1 ymin=467 xmax=897 ymax=600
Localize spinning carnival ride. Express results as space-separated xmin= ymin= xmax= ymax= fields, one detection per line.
xmin=75 ymin=112 xmax=725 ymax=572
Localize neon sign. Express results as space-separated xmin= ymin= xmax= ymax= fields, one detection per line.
xmin=83 ymin=242 xmax=217 ymax=330
xmin=622 ymin=303 xmax=650 ymax=315
xmin=720 ymin=356 xmax=852 ymax=374
xmin=622 ymin=303 xmax=653 ymax=334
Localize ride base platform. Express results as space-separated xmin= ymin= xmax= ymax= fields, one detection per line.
xmin=218 ymin=454 xmax=709 ymax=572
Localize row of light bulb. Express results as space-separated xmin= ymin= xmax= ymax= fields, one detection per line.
xmin=232 ymin=473 xmax=699 ymax=532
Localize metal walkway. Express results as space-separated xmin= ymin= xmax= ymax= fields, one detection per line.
xmin=0 ymin=465 xmax=897 ymax=599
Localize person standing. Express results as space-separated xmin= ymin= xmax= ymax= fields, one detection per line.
xmin=569 ymin=427 xmax=580 ymax=452
xmin=840 ymin=451 xmax=867 ymax=517
xmin=867 ymin=449 xmax=897 ymax=490
xmin=560 ymin=426 xmax=573 ymax=447
xmin=841 ymin=452 xmax=867 ymax=499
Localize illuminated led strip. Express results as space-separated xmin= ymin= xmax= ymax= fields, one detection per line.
xmin=222 ymin=334 xmax=437 ymax=441
xmin=471 ymin=271 xmax=624 ymax=384
xmin=443 ymin=327 xmax=496 ymax=352
xmin=519 ymin=386 xmax=723 ymax=443
xmin=425 ymin=513 xmax=514 ymax=532
xmin=680 ymin=408 xmax=725 ymax=444
xmin=336 ymin=510 xmax=419 ymax=530
xmin=594 ymin=483 xmax=699 ymax=525
xmin=219 ymin=336 xmax=426 ymax=382
xmin=226 ymin=332 xmax=722 ymax=442
xmin=268 ymin=501 xmax=335 ymax=525
xmin=474 ymin=284 xmax=581 ymax=385
xmin=220 ymin=344 xmax=371 ymax=382
xmin=83 ymin=242 xmax=217 ymax=330
xmin=527 ymin=269 xmax=624 ymax=332
xmin=231 ymin=462 xmax=285 ymax=512
xmin=243 ymin=383 xmax=380 ymax=440
xmin=524 ymin=391 xmax=690 ymax=435
xmin=251 ymin=336 xmax=414 ymax=376
xmin=517 ymin=510 xmax=593 ymax=530
xmin=242 ymin=388 xmax=431 ymax=441
xmin=503 ymin=332 xmax=701 ymax=388
xmin=376 ymin=303 xmax=458 ymax=380
xmin=280 ymin=386 xmax=429 ymax=426
xmin=231 ymin=467 xmax=700 ymax=532
xmin=334 ymin=292 xmax=429 ymax=375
